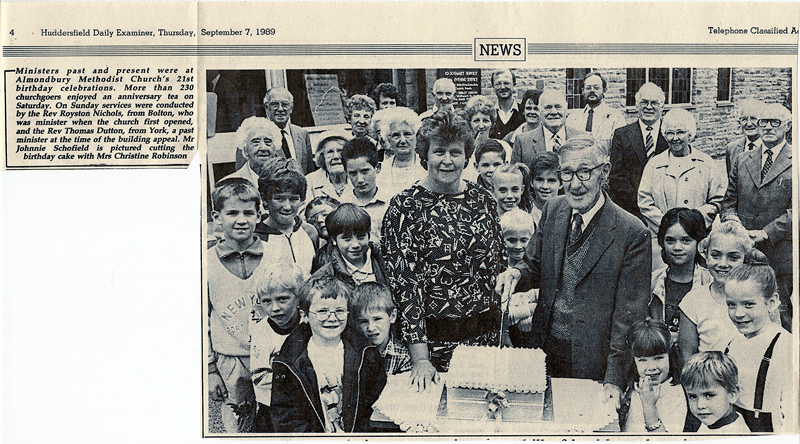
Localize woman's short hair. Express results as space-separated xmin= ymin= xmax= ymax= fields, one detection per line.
xmin=464 ymin=95 xmax=497 ymax=128
xmin=657 ymin=207 xmax=708 ymax=266
xmin=326 ymin=203 xmax=371 ymax=240
xmin=347 ymin=94 xmax=377 ymax=119
xmin=518 ymin=89 xmax=541 ymax=114
xmin=371 ymin=83 xmax=402 ymax=106
xmin=698 ymin=219 xmax=754 ymax=261
xmin=415 ymin=110 xmax=475 ymax=170
xmin=377 ymin=107 xmax=422 ymax=141
xmin=662 ymin=108 xmax=697 ymax=141
xmin=235 ymin=116 xmax=280 ymax=154
xmin=681 ymin=351 xmax=739 ymax=395
xmin=726 ymin=248 xmax=778 ymax=302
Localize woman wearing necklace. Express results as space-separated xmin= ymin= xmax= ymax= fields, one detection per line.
xmin=376 ymin=107 xmax=425 ymax=198
xmin=305 ymin=130 xmax=353 ymax=202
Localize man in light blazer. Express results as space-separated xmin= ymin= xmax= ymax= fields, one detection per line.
xmin=721 ymin=103 xmax=793 ymax=331
xmin=608 ymin=82 xmax=669 ymax=220
xmin=565 ymin=72 xmax=625 ymax=151
xmin=511 ymin=89 xmax=586 ymax=168
xmin=725 ymin=98 xmax=762 ymax=174
xmin=525 ymin=136 xmax=651 ymax=410
xmin=264 ymin=87 xmax=315 ymax=175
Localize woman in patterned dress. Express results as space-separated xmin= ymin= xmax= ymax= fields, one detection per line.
xmin=381 ymin=110 xmax=517 ymax=389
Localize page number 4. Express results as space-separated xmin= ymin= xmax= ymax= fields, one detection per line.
xmin=9 ymin=30 xmax=14 ymax=35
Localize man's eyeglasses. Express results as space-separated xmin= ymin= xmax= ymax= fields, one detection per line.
xmin=557 ymin=164 xmax=604 ymax=182
xmin=268 ymin=101 xmax=292 ymax=110
xmin=308 ymin=309 xmax=348 ymax=321
xmin=757 ymin=119 xmax=783 ymax=128
xmin=638 ymin=99 xmax=663 ymax=108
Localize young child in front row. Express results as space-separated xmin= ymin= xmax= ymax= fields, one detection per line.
xmin=249 ymin=262 xmax=305 ymax=432
xmin=678 ymin=219 xmax=752 ymax=367
xmin=622 ymin=319 xmax=686 ymax=433
xmin=530 ymin=152 xmax=561 ymax=229
xmin=501 ymin=208 xmax=537 ymax=348
xmin=270 ymin=274 xmax=387 ymax=433
xmin=492 ymin=162 xmax=534 ymax=216
xmin=681 ymin=351 xmax=750 ymax=433
xmin=207 ymin=177 xmax=267 ymax=433
xmin=351 ymin=282 xmax=412 ymax=376
xmin=723 ymin=249 xmax=793 ymax=433
xmin=312 ymin=203 xmax=388 ymax=288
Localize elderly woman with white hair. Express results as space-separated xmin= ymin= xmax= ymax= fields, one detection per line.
xmin=377 ymin=106 xmax=426 ymax=196
xmin=638 ymin=108 xmax=727 ymax=240
xmin=222 ymin=116 xmax=281 ymax=185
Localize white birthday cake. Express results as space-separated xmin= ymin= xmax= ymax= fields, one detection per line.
xmin=445 ymin=345 xmax=547 ymax=422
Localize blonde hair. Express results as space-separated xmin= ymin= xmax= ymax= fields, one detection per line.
xmin=500 ymin=208 xmax=534 ymax=235
xmin=698 ymin=219 xmax=753 ymax=260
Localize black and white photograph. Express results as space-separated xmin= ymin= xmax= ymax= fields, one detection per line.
xmin=204 ymin=66 xmax=795 ymax=436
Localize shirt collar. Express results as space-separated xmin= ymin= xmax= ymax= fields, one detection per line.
xmin=572 ymin=192 xmax=605 ymax=227
xmin=342 ymin=248 xmax=373 ymax=275
xmin=382 ymin=335 xmax=403 ymax=357
xmin=639 ymin=119 xmax=661 ymax=135
xmin=763 ymin=139 xmax=785 ymax=158
xmin=216 ymin=236 xmax=263 ymax=258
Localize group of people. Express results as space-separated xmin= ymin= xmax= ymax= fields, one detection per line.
xmin=207 ymin=72 xmax=794 ymax=435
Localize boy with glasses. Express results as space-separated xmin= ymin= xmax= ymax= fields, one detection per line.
xmin=271 ymin=274 xmax=386 ymax=432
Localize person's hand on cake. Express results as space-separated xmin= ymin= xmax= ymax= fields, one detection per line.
xmin=602 ymin=383 xmax=622 ymax=410
xmin=409 ymin=359 xmax=439 ymax=392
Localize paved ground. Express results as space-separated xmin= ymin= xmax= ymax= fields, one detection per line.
xmin=208 ymin=399 xmax=224 ymax=433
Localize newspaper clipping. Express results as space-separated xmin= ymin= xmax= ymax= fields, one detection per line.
xmin=1 ymin=2 xmax=798 ymax=442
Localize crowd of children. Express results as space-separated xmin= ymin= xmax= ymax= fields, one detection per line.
xmin=207 ymin=132 xmax=793 ymax=434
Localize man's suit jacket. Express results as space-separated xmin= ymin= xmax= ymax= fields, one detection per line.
xmin=721 ymin=144 xmax=793 ymax=275
xmin=725 ymin=136 xmax=759 ymax=175
xmin=608 ymin=121 xmax=668 ymax=219
xmin=526 ymin=195 xmax=651 ymax=388
xmin=511 ymin=125 xmax=586 ymax=170
xmin=234 ymin=123 xmax=315 ymax=175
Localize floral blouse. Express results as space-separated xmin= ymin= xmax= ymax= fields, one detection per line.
xmin=381 ymin=181 xmax=507 ymax=344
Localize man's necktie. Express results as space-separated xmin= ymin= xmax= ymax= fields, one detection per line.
xmin=553 ymin=134 xmax=562 ymax=152
xmin=761 ymin=149 xmax=773 ymax=182
xmin=569 ymin=213 xmax=583 ymax=245
xmin=281 ymin=130 xmax=291 ymax=159
xmin=748 ymin=142 xmax=755 ymax=151
xmin=645 ymin=126 xmax=654 ymax=158
xmin=585 ymin=109 xmax=594 ymax=132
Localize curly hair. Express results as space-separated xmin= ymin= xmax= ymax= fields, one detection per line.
xmin=415 ymin=110 xmax=475 ymax=171
xmin=464 ymin=95 xmax=497 ymax=130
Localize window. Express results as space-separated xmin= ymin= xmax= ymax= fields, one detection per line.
xmin=565 ymin=68 xmax=591 ymax=109
xmin=717 ymin=68 xmax=732 ymax=102
xmin=625 ymin=68 xmax=693 ymax=106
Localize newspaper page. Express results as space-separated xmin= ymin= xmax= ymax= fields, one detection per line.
xmin=1 ymin=2 xmax=798 ymax=443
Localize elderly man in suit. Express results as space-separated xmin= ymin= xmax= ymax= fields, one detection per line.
xmin=725 ymin=99 xmax=763 ymax=174
xmin=721 ymin=103 xmax=793 ymax=331
xmin=263 ymin=87 xmax=315 ymax=174
xmin=608 ymin=82 xmax=669 ymax=219
xmin=511 ymin=89 xmax=585 ymax=168
xmin=566 ymin=72 xmax=625 ymax=150
xmin=524 ymin=136 xmax=651 ymax=409
xmin=419 ymin=78 xmax=456 ymax=120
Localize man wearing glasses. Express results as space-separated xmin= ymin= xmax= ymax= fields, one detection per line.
xmin=725 ymin=99 xmax=763 ymax=174
xmin=566 ymin=72 xmax=625 ymax=151
xmin=608 ymin=82 xmax=669 ymax=220
xmin=525 ymin=136 xmax=651 ymax=412
xmin=264 ymin=88 xmax=315 ymax=174
xmin=489 ymin=69 xmax=525 ymax=140
xmin=722 ymin=103 xmax=793 ymax=331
